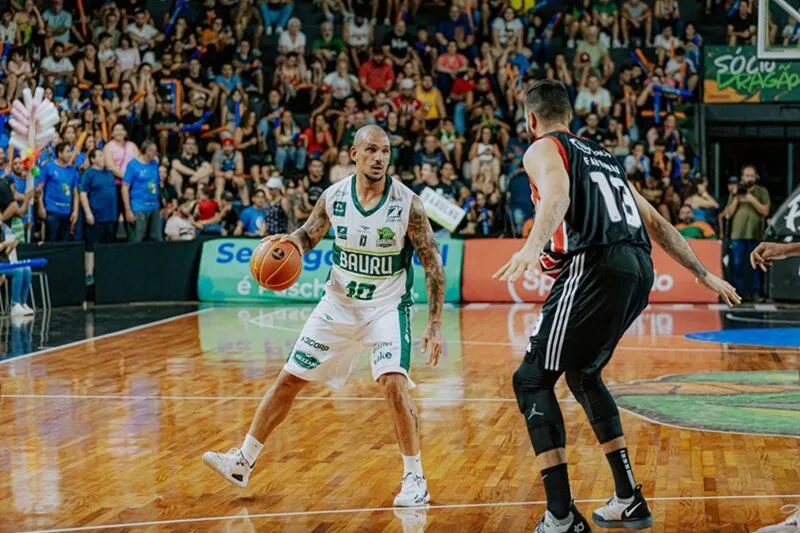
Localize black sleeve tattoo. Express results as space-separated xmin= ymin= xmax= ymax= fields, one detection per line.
xmin=291 ymin=191 xmax=331 ymax=253
xmin=649 ymin=215 xmax=707 ymax=279
xmin=408 ymin=196 xmax=444 ymax=324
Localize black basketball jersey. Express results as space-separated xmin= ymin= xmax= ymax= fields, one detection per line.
xmin=529 ymin=131 xmax=651 ymax=276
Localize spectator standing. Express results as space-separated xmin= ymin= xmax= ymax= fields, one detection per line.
xmin=80 ymin=149 xmax=118 ymax=285
xmin=506 ymin=167 xmax=533 ymax=236
xmin=41 ymin=142 xmax=80 ymax=242
xmin=122 ymin=140 xmax=162 ymax=242
xmin=722 ymin=165 xmax=770 ymax=299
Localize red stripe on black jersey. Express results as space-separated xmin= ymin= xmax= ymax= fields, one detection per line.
xmin=527 ymin=136 xmax=571 ymax=254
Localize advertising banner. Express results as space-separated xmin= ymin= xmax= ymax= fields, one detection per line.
xmin=462 ymin=239 xmax=723 ymax=303
xmin=198 ymin=238 xmax=463 ymax=303
xmin=703 ymin=46 xmax=800 ymax=103
xmin=420 ymin=187 xmax=466 ymax=232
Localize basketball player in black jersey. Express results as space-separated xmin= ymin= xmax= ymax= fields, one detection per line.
xmin=495 ymin=80 xmax=740 ymax=533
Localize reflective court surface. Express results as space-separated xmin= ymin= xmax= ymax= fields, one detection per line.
xmin=0 ymin=304 xmax=798 ymax=532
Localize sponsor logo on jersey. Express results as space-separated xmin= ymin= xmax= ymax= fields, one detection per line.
xmin=338 ymin=249 xmax=395 ymax=276
xmin=336 ymin=226 xmax=348 ymax=239
xmin=386 ymin=205 xmax=403 ymax=222
xmin=373 ymin=351 xmax=393 ymax=365
xmin=292 ymin=350 xmax=321 ymax=369
xmin=301 ymin=336 xmax=330 ymax=352
xmin=333 ymin=201 xmax=347 ymax=217
xmin=569 ymin=137 xmax=612 ymax=158
xmin=358 ymin=225 xmax=371 ymax=233
xmin=376 ymin=226 xmax=396 ymax=248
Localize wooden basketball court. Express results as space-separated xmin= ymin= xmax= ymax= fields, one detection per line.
xmin=1 ymin=304 xmax=798 ymax=532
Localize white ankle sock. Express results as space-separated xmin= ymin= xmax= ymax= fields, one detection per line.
xmin=402 ymin=453 xmax=423 ymax=477
xmin=240 ymin=434 xmax=263 ymax=467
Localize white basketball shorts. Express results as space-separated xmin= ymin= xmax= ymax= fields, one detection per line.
xmin=283 ymin=296 xmax=415 ymax=390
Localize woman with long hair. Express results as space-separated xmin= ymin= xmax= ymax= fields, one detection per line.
xmin=235 ymin=111 xmax=265 ymax=184
xmin=468 ymin=126 xmax=502 ymax=193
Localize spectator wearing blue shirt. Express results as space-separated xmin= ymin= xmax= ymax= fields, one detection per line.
xmin=506 ymin=168 xmax=534 ymax=237
xmin=235 ymin=189 xmax=267 ymax=237
xmin=80 ymin=149 xmax=118 ymax=285
xmin=122 ymin=140 xmax=162 ymax=242
xmin=435 ymin=5 xmax=478 ymax=60
xmin=412 ymin=135 xmax=448 ymax=182
xmin=41 ymin=142 xmax=80 ymax=242
xmin=214 ymin=63 xmax=244 ymax=107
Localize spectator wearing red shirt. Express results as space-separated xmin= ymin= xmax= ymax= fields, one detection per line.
xmin=358 ymin=48 xmax=395 ymax=97
xmin=300 ymin=115 xmax=337 ymax=165
xmin=392 ymin=78 xmax=424 ymax=134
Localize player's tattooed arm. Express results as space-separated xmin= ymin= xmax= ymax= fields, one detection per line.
xmin=632 ymin=186 xmax=741 ymax=306
xmin=408 ymin=196 xmax=444 ymax=323
xmin=631 ymin=187 xmax=706 ymax=278
xmin=408 ymin=196 xmax=445 ymax=365
xmin=290 ymin=191 xmax=332 ymax=253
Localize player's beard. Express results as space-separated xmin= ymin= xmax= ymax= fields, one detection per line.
xmin=362 ymin=164 xmax=387 ymax=181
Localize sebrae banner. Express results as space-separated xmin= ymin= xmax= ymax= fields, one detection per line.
xmin=704 ymin=46 xmax=800 ymax=103
xmin=198 ymin=238 xmax=463 ymax=303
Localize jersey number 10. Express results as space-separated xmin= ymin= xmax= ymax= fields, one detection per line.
xmin=590 ymin=171 xmax=642 ymax=228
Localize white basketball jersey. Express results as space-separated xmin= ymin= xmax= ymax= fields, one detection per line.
xmin=324 ymin=175 xmax=416 ymax=308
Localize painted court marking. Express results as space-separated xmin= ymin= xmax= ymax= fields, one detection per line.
xmin=19 ymin=493 xmax=800 ymax=533
xmin=0 ymin=308 xmax=214 ymax=365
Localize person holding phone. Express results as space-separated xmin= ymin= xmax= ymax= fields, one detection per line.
xmin=722 ymin=164 xmax=770 ymax=300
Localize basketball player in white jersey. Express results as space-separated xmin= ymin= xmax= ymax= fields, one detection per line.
xmin=203 ymin=125 xmax=445 ymax=506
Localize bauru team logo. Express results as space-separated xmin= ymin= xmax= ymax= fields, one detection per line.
xmin=609 ymin=371 xmax=799 ymax=437
xmin=377 ymin=227 xmax=396 ymax=248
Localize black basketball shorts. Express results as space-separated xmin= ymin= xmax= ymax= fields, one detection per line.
xmin=526 ymin=243 xmax=654 ymax=374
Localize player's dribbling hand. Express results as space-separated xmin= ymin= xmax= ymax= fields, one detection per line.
xmin=750 ymin=242 xmax=789 ymax=271
xmin=261 ymin=233 xmax=304 ymax=254
xmin=698 ymin=273 xmax=741 ymax=307
xmin=493 ymin=246 xmax=540 ymax=282
xmin=421 ymin=322 xmax=443 ymax=367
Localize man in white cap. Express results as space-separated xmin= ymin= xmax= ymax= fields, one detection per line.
xmin=392 ymin=78 xmax=424 ymax=133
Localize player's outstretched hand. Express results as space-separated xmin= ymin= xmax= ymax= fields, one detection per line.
xmin=421 ymin=322 xmax=443 ymax=367
xmin=261 ymin=233 xmax=304 ymax=254
xmin=750 ymin=242 xmax=790 ymax=271
xmin=493 ymin=246 xmax=540 ymax=282
xmin=699 ymin=273 xmax=741 ymax=307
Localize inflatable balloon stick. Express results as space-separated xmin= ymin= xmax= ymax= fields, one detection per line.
xmin=9 ymin=87 xmax=58 ymax=176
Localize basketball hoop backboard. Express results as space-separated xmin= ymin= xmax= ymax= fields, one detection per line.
xmin=758 ymin=0 xmax=800 ymax=59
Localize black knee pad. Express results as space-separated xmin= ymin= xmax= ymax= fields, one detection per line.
xmin=513 ymin=362 xmax=566 ymax=454
xmin=565 ymin=370 xmax=623 ymax=443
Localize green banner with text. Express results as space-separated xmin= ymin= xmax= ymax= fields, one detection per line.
xmin=197 ymin=238 xmax=463 ymax=303
xmin=704 ymin=45 xmax=800 ymax=103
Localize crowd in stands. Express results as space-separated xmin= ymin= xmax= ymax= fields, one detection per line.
xmin=0 ymin=0 xmax=773 ymax=298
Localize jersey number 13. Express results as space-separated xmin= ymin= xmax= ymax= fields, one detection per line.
xmin=590 ymin=171 xmax=642 ymax=228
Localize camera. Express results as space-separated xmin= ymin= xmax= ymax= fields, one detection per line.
xmin=736 ymin=182 xmax=748 ymax=196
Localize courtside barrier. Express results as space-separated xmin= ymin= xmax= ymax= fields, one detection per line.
xmin=462 ymin=239 xmax=723 ymax=303
xmin=197 ymin=238 xmax=464 ymax=303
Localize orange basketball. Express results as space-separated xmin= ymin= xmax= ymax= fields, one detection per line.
xmin=250 ymin=240 xmax=302 ymax=291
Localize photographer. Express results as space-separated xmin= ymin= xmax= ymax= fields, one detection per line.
xmin=722 ymin=165 xmax=770 ymax=299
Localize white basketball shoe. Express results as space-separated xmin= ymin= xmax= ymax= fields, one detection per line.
xmin=202 ymin=448 xmax=253 ymax=488
xmin=393 ymin=473 xmax=431 ymax=507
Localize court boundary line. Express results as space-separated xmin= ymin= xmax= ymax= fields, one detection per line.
xmin=19 ymin=493 xmax=800 ymax=533
xmin=0 ymin=308 xmax=214 ymax=366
